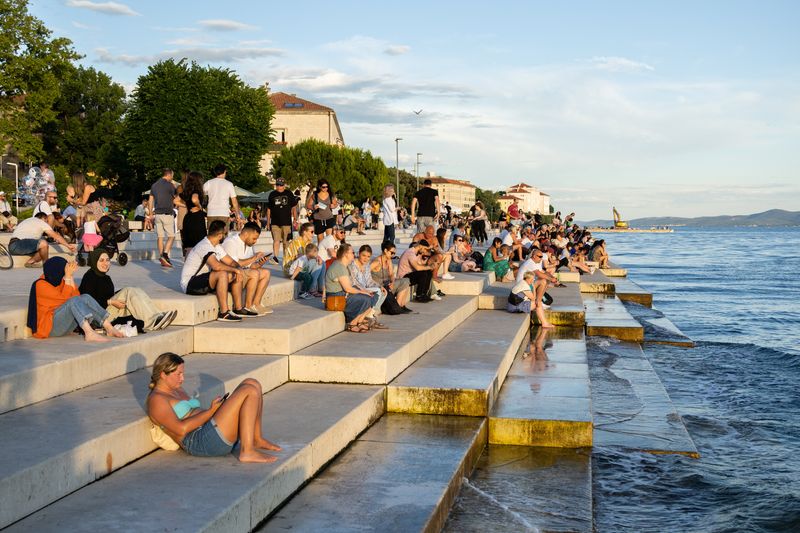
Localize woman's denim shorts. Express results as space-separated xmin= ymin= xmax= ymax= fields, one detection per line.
xmin=181 ymin=419 xmax=238 ymax=457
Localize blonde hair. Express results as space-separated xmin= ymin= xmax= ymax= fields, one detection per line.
xmin=149 ymin=352 xmax=184 ymax=390
xmin=523 ymin=270 xmax=535 ymax=280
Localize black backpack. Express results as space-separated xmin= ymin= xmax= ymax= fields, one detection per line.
xmin=381 ymin=288 xmax=405 ymax=315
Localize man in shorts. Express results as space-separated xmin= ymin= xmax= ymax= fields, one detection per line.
xmin=9 ymin=212 xmax=76 ymax=267
xmin=149 ymin=168 xmax=177 ymax=267
xmin=410 ymin=179 xmax=441 ymax=233
xmin=180 ymin=220 xmax=245 ymax=322
xmin=266 ymin=177 xmax=297 ymax=265
xmin=222 ymin=222 xmax=273 ymax=316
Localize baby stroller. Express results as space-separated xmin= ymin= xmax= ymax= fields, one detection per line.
xmin=77 ymin=214 xmax=131 ymax=266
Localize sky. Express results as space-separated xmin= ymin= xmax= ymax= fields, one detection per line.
xmin=28 ymin=0 xmax=800 ymax=219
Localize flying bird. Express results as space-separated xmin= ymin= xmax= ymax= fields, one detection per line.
xmin=413 ymin=109 xmax=423 ymax=115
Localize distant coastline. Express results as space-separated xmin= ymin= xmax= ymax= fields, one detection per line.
xmin=578 ymin=209 xmax=800 ymax=228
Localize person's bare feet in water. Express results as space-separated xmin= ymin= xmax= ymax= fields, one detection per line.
xmin=238 ymin=450 xmax=278 ymax=463
xmin=256 ymin=437 xmax=282 ymax=451
xmin=541 ymin=322 xmax=556 ymax=329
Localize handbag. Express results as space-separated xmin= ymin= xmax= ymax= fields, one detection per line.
xmin=381 ymin=287 xmax=405 ymax=315
xmin=325 ymin=294 xmax=347 ymax=312
xmin=149 ymin=423 xmax=180 ymax=451
xmin=508 ymin=291 xmax=526 ymax=306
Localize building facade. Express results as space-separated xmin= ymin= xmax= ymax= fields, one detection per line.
xmin=504 ymin=182 xmax=551 ymax=214
xmin=426 ymin=173 xmax=476 ymax=213
xmin=260 ymin=89 xmax=345 ymax=175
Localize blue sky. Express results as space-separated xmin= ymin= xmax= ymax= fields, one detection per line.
xmin=30 ymin=0 xmax=800 ymax=219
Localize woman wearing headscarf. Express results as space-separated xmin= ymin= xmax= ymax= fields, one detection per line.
xmin=27 ymin=257 xmax=126 ymax=342
xmin=79 ymin=249 xmax=177 ymax=332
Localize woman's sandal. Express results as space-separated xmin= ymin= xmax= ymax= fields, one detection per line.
xmin=346 ymin=323 xmax=368 ymax=333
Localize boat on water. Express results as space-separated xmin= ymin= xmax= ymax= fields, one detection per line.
xmin=588 ymin=207 xmax=674 ymax=233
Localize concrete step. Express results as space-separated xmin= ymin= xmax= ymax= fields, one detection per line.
xmin=387 ymin=311 xmax=528 ymax=416
xmin=443 ymin=445 xmax=593 ymax=533
xmin=583 ymin=294 xmax=644 ymax=342
xmin=623 ymin=303 xmax=694 ymax=347
xmin=290 ymin=295 xmax=479 ymax=384
xmin=579 ymin=270 xmax=616 ymax=293
xmin=0 ymin=353 xmax=287 ymax=529
xmin=587 ymin=339 xmax=699 ymax=457
xmin=601 ymin=261 xmax=628 ymax=277
xmin=478 ymin=281 xmax=586 ymax=327
xmin=194 ymin=300 xmax=345 ymax=355
xmin=263 ymin=413 xmax=487 ymax=533
xmin=6 ymin=383 xmax=385 ymax=533
xmin=489 ymin=327 xmax=593 ymax=448
xmin=436 ymin=270 xmax=494 ymax=295
xmin=0 ymin=327 xmax=193 ymax=414
xmin=610 ymin=276 xmax=653 ymax=307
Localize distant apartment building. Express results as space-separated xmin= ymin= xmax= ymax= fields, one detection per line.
xmin=260 ymin=89 xmax=345 ymax=175
xmin=425 ymin=172 xmax=476 ymax=212
xmin=501 ymin=182 xmax=551 ymax=214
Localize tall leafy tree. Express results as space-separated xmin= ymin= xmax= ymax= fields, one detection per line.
xmin=475 ymin=187 xmax=502 ymax=221
xmin=273 ymin=139 xmax=389 ymax=201
xmin=124 ymin=59 xmax=274 ymax=192
xmin=0 ymin=0 xmax=80 ymax=160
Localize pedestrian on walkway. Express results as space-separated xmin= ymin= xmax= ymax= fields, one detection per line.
xmin=149 ymin=168 xmax=178 ymax=267
xmin=204 ymin=164 xmax=242 ymax=235
xmin=266 ymin=177 xmax=297 ymax=265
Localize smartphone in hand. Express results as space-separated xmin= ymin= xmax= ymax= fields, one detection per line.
xmin=220 ymin=392 xmax=230 ymax=403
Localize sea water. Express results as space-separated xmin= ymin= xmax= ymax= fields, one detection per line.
xmin=446 ymin=227 xmax=800 ymax=532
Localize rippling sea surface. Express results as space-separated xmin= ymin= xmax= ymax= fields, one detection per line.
xmin=446 ymin=227 xmax=800 ymax=532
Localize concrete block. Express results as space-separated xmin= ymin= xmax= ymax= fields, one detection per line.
xmin=387 ymin=311 xmax=528 ymax=416
xmin=611 ymin=277 xmax=653 ymax=307
xmin=290 ymin=296 xmax=479 ymax=384
xmin=601 ymin=261 xmax=628 ymax=277
xmin=0 ymin=353 xmax=287 ymax=529
xmin=6 ymin=383 xmax=385 ymax=533
xmin=583 ymin=294 xmax=644 ymax=342
xmin=0 ymin=327 xmax=193 ymax=414
xmin=193 ymin=300 xmax=345 ymax=355
xmin=436 ymin=271 xmax=494 ymax=295
xmin=579 ymin=270 xmax=616 ymax=294
xmin=263 ymin=414 xmax=487 ymax=533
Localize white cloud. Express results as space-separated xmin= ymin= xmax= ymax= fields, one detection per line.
xmin=96 ymin=46 xmax=284 ymax=66
xmin=384 ymin=45 xmax=410 ymax=56
xmin=66 ymin=0 xmax=140 ymax=16
xmin=71 ymin=21 xmax=90 ymax=29
xmin=166 ymin=37 xmax=207 ymax=47
xmin=591 ymin=56 xmax=655 ymax=72
xmin=198 ymin=19 xmax=257 ymax=32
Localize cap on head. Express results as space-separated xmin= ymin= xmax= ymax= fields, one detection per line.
xmin=275 ymin=178 xmax=286 ymax=186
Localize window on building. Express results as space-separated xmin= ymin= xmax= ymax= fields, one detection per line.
xmin=283 ymin=102 xmax=304 ymax=108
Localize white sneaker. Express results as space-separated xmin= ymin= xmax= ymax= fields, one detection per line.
xmin=298 ymin=292 xmax=312 ymax=299
xmin=442 ymin=273 xmax=455 ymax=280
xmin=542 ymin=303 xmax=551 ymax=309
xmin=431 ymin=294 xmax=442 ymax=301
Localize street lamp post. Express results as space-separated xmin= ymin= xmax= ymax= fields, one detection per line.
xmin=394 ymin=137 xmax=402 ymax=199
xmin=6 ymin=162 xmax=19 ymax=216
xmin=415 ymin=153 xmax=423 ymax=190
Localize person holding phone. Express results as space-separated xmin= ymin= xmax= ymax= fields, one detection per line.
xmin=221 ymin=222 xmax=273 ymax=316
xmin=146 ymin=352 xmax=281 ymax=462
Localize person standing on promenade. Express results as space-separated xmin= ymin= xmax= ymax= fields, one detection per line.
xmin=149 ymin=168 xmax=178 ymax=267
xmin=410 ymin=178 xmax=440 ymax=233
xmin=381 ymin=184 xmax=398 ymax=244
xmin=204 ymin=164 xmax=242 ymax=235
xmin=266 ymin=177 xmax=297 ymax=265
xmin=305 ymin=179 xmax=338 ymax=242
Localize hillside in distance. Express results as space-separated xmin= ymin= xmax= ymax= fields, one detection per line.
xmin=578 ymin=209 xmax=800 ymax=228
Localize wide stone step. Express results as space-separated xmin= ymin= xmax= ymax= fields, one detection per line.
xmin=583 ymin=294 xmax=644 ymax=342
xmin=478 ymin=281 xmax=586 ymax=327
xmin=436 ymin=270 xmax=494 ymax=295
xmin=489 ymin=327 xmax=593 ymax=448
xmin=600 ymin=261 xmax=628 ymax=277
xmin=443 ymin=445 xmax=593 ymax=533
xmin=6 ymin=383 xmax=385 ymax=533
xmin=0 ymin=353 xmax=287 ymax=529
xmin=263 ymin=413 xmax=487 ymax=533
xmin=194 ymin=300 xmax=345 ymax=355
xmin=587 ymin=339 xmax=698 ymax=456
xmin=290 ymin=296 xmax=479 ymax=384
xmin=387 ymin=310 xmax=528 ymax=416
xmin=579 ymin=270 xmax=616 ymax=293
xmin=0 ymin=327 xmax=193 ymax=414
xmin=611 ymin=276 xmax=654 ymax=307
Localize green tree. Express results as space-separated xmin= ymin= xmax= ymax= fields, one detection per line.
xmin=124 ymin=59 xmax=274 ymax=194
xmin=475 ymin=187 xmax=501 ymax=221
xmin=42 ymin=66 xmax=127 ymax=174
xmin=0 ymin=0 xmax=80 ymax=160
xmin=273 ymin=139 xmax=389 ymax=201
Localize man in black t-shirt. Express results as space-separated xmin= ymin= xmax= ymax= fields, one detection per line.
xmin=411 ymin=179 xmax=441 ymax=233
xmin=266 ymin=177 xmax=298 ymax=264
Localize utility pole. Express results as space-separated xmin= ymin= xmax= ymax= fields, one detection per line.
xmin=394 ymin=137 xmax=402 ymax=200
xmin=415 ymin=153 xmax=422 ymax=191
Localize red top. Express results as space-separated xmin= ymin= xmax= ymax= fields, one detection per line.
xmin=508 ymin=203 xmax=521 ymax=219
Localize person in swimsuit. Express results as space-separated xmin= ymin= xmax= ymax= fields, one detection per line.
xmin=146 ymin=352 xmax=281 ymax=463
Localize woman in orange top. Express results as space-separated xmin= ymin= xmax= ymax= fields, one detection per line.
xmin=27 ymin=257 xmax=125 ymax=342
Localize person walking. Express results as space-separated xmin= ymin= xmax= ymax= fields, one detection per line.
xmin=266 ymin=177 xmax=297 ymax=265
xmin=203 ymin=164 xmax=242 ymax=235
xmin=149 ymin=168 xmax=178 ymax=267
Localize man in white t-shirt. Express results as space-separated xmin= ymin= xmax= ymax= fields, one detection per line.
xmin=203 ymin=164 xmax=242 ymax=234
xmin=317 ymin=225 xmax=345 ymax=262
xmin=516 ymin=248 xmax=558 ymax=285
xmin=180 ymin=220 xmax=245 ymax=322
xmin=221 ymin=222 xmax=272 ymax=316
xmin=9 ymin=212 xmax=75 ymax=266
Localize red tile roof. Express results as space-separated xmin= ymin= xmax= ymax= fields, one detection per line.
xmin=428 ymin=177 xmax=476 ymax=188
xmin=499 ymin=195 xmax=523 ymax=201
xmin=269 ymin=92 xmax=334 ymax=113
